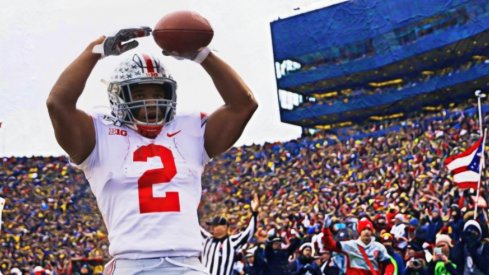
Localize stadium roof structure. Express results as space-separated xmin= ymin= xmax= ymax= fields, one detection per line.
xmin=271 ymin=0 xmax=489 ymax=129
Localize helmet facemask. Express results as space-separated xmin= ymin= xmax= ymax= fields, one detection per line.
xmin=107 ymin=54 xmax=177 ymax=138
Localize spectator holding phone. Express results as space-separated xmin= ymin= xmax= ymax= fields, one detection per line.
xmin=403 ymin=242 xmax=428 ymax=274
xmin=425 ymin=234 xmax=458 ymax=275
xmin=404 ymin=257 xmax=429 ymax=274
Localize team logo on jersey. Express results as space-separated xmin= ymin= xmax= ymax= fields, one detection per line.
xmin=109 ymin=128 xmax=128 ymax=136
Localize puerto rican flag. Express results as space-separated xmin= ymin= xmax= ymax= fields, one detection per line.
xmin=444 ymin=137 xmax=483 ymax=190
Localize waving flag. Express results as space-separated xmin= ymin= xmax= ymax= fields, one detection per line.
xmin=444 ymin=137 xmax=483 ymax=190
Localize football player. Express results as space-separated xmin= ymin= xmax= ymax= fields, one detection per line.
xmin=47 ymin=26 xmax=257 ymax=274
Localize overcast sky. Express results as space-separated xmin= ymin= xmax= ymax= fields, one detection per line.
xmin=0 ymin=0 xmax=345 ymax=157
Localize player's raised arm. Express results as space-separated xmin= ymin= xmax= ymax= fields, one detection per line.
xmin=200 ymin=53 xmax=258 ymax=158
xmin=164 ymin=48 xmax=258 ymax=158
xmin=46 ymin=27 xmax=151 ymax=164
xmin=46 ymin=36 xmax=103 ymax=164
xmin=156 ymin=12 xmax=258 ymax=158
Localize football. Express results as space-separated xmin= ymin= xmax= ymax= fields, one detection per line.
xmin=153 ymin=11 xmax=214 ymax=55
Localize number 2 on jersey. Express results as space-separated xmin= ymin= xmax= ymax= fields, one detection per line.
xmin=133 ymin=144 xmax=180 ymax=213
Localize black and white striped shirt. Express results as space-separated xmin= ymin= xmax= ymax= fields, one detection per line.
xmin=201 ymin=212 xmax=257 ymax=275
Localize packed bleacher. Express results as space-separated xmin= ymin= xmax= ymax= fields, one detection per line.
xmin=0 ymin=156 xmax=108 ymax=274
xmin=1 ymin=103 xmax=489 ymax=274
xmin=296 ymin=56 xmax=489 ymax=112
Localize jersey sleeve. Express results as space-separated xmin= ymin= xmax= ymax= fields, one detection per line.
xmin=73 ymin=114 xmax=102 ymax=173
xmin=176 ymin=112 xmax=210 ymax=164
xmin=72 ymin=114 xmax=111 ymax=196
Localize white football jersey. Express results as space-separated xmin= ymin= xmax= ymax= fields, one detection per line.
xmin=77 ymin=113 xmax=210 ymax=259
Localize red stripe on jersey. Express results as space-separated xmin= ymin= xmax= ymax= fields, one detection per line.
xmin=141 ymin=54 xmax=155 ymax=73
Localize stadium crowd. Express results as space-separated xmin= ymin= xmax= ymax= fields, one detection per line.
xmin=1 ymin=103 xmax=489 ymax=274
xmin=297 ymin=56 xmax=488 ymax=111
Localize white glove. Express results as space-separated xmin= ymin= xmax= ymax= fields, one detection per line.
xmin=92 ymin=26 xmax=152 ymax=58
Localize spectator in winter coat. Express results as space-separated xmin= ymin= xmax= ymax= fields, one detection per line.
xmin=241 ymin=231 xmax=268 ymax=275
xmin=447 ymin=205 xmax=464 ymax=244
xmin=288 ymin=242 xmax=321 ymax=275
xmin=322 ymin=215 xmax=395 ymax=274
xmin=380 ymin=232 xmax=405 ymax=274
xmin=451 ymin=220 xmax=489 ymax=274
xmin=264 ymin=235 xmax=301 ymax=275
xmin=373 ymin=214 xmax=390 ymax=234
xmin=425 ymin=234 xmax=458 ymax=275
xmin=391 ymin=214 xmax=407 ymax=240
xmin=426 ymin=208 xmax=444 ymax=243
xmin=403 ymin=241 xmax=428 ymax=274
xmin=318 ymin=250 xmax=341 ymax=275
xmin=242 ymin=250 xmax=258 ymax=275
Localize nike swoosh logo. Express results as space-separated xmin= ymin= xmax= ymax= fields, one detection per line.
xmin=166 ymin=130 xmax=181 ymax=138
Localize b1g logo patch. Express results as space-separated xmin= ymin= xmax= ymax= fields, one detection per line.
xmin=109 ymin=128 xmax=128 ymax=136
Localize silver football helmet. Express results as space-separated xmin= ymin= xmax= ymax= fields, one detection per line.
xmin=107 ymin=53 xmax=177 ymax=138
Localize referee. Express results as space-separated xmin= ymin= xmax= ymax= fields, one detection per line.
xmin=201 ymin=193 xmax=259 ymax=275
